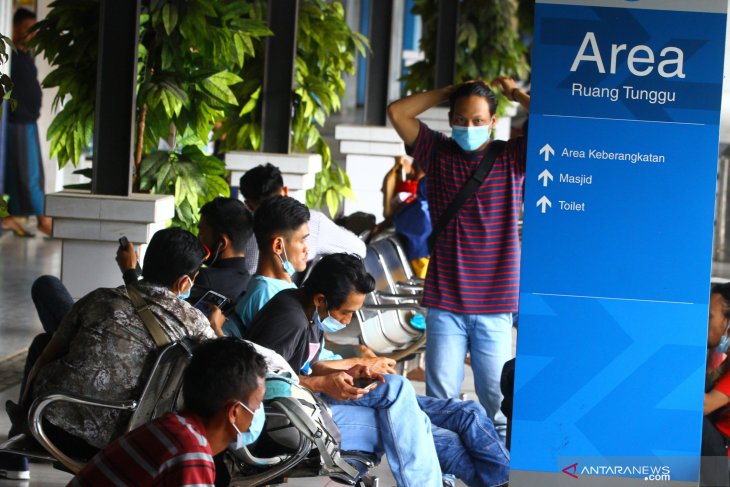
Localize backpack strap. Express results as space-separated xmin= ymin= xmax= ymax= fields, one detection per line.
xmin=428 ymin=139 xmax=507 ymax=253
xmin=126 ymin=285 xmax=170 ymax=348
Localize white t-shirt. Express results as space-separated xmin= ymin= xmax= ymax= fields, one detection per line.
xmin=243 ymin=209 xmax=367 ymax=274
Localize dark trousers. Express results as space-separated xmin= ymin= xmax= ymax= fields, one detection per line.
xmin=701 ymin=416 xmax=730 ymax=487
xmin=9 ymin=275 xmax=97 ymax=460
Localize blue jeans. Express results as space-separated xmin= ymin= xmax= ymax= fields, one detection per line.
xmin=327 ymin=375 xmax=442 ymax=487
xmin=327 ymin=376 xmax=510 ymax=487
xmin=419 ymin=395 xmax=510 ymax=487
xmin=425 ymin=308 xmax=512 ymax=439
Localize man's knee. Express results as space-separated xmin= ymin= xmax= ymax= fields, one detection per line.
xmin=31 ymin=275 xmax=62 ymax=303
xmin=380 ymin=374 xmax=416 ymax=402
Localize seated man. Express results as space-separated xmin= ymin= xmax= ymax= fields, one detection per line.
xmin=246 ymin=253 xmax=510 ymax=487
xmin=119 ymin=197 xmax=254 ymax=307
xmin=22 ymin=229 xmax=219 ymax=456
xmin=702 ymin=282 xmax=730 ymax=487
xmin=239 ymin=163 xmax=366 ymax=275
xmin=190 ymin=197 xmax=254 ymax=304
xmin=69 ymin=337 xmax=267 ymax=486
xmin=233 ymin=195 xmax=310 ymax=331
xmin=228 ymin=195 xmax=394 ymax=373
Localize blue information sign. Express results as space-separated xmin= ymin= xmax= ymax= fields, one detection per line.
xmin=512 ymin=1 xmax=728 ymax=485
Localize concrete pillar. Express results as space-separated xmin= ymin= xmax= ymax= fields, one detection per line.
xmin=45 ymin=192 xmax=175 ymax=299
xmin=225 ymin=152 xmax=322 ymax=204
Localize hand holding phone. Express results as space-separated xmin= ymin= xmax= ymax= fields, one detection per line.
xmin=117 ymin=236 xmax=142 ymax=273
xmin=194 ymin=290 xmax=230 ymax=314
xmin=353 ymin=378 xmax=378 ymax=392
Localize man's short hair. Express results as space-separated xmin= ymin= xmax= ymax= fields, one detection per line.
xmin=240 ymin=163 xmax=284 ymax=206
xmin=448 ymin=82 xmax=498 ymax=118
xmin=142 ymin=228 xmax=206 ymax=287
xmin=302 ymin=253 xmax=375 ymax=309
xmin=13 ymin=8 xmax=36 ymax=26
xmin=712 ymin=282 xmax=730 ymax=320
xmin=199 ymin=197 xmax=253 ymax=253
xmin=183 ymin=337 xmax=267 ymax=419
xmin=253 ymin=195 xmax=310 ymax=252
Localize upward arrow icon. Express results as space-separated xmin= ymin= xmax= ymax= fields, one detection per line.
xmin=539 ymin=144 xmax=555 ymax=162
xmin=536 ymin=196 xmax=552 ymax=214
xmin=538 ymin=169 xmax=554 ymax=187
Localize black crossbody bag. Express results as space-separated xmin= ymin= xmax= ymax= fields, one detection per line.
xmin=427 ymin=140 xmax=506 ymax=253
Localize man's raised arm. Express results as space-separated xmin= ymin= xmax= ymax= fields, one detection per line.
xmin=387 ymin=85 xmax=456 ymax=147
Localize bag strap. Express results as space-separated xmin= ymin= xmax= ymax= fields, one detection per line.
xmin=428 ymin=139 xmax=506 ymax=253
xmin=126 ymin=285 xmax=171 ymax=348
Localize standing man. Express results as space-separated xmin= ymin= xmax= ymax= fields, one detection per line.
xmin=387 ymin=79 xmax=530 ymax=439
xmin=3 ymin=8 xmax=52 ymax=236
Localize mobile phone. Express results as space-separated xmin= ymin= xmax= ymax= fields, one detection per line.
xmin=118 ymin=236 xmax=142 ymax=273
xmin=353 ymin=378 xmax=378 ymax=392
xmin=194 ymin=290 xmax=230 ymax=314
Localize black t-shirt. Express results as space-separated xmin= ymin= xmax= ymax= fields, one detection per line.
xmin=10 ymin=50 xmax=41 ymax=123
xmin=188 ymin=257 xmax=251 ymax=306
xmin=244 ymin=288 xmax=322 ymax=374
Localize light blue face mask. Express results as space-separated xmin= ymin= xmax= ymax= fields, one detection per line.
xmin=451 ymin=125 xmax=491 ymax=152
xmin=719 ymin=335 xmax=730 ymax=354
xmin=312 ymin=302 xmax=346 ymax=333
xmin=231 ymin=402 xmax=265 ymax=449
xmin=178 ymin=277 xmax=193 ymax=301
xmin=278 ymin=245 xmax=296 ymax=276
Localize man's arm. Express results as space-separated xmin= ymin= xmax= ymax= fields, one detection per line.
xmin=387 ymin=85 xmax=456 ymax=146
xmin=318 ymin=356 xmax=396 ymax=375
xmin=705 ymin=389 xmax=730 ymax=415
xmin=299 ymin=362 xmax=384 ymax=400
xmin=492 ymin=76 xmax=530 ymax=111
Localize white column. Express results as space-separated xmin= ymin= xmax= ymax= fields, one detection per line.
xmin=45 ymin=191 xmax=175 ymax=299
xmin=225 ymin=151 xmax=322 ymax=204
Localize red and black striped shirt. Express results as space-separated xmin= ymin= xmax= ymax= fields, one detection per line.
xmin=69 ymin=412 xmax=216 ymax=487
xmin=410 ymin=122 xmax=526 ymax=314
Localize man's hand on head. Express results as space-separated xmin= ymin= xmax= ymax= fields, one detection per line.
xmin=116 ymin=241 xmax=139 ymax=273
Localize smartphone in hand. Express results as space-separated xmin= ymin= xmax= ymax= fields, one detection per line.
xmin=194 ymin=290 xmax=230 ymax=314
xmin=353 ymin=378 xmax=378 ymax=392
xmin=118 ymin=236 xmax=142 ymax=273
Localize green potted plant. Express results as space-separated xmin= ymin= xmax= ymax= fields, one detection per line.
xmin=32 ymin=0 xmax=271 ymax=232
xmin=216 ymin=0 xmax=367 ymax=217
xmin=401 ymin=0 xmax=530 ymax=112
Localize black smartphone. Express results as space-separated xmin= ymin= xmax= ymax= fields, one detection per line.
xmin=118 ymin=236 xmax=142 ymax=273
xmin=353 ymin=378 xmax=378 ymax=391
xmin=194 ymin=290 xmax=230 ymax=314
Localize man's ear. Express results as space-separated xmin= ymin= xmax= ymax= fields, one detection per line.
xmin=219 ymin=234 xmax=231 ymax=252
xmin=226 ymin=401 xmax=238 ymax=426
xmin=271 ymin=236 xmax=284 ymax=255
xmin=314 ymin=293 xmax=326 ymax=309
xmin=281 ymin=186 xmax=289 ymax=197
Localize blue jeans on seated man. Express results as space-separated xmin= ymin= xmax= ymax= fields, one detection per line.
xmin=327 ymin=375 xmax=510 ymax=487
xmin=425 ymin=308 xmax=512 ymax=441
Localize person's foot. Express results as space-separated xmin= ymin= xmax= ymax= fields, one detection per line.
xmin=36 ymin=216 xmax=52 ymax=237
xmin=0 ymin=453 xmax=30 ymax=480
xmin=2 ymin=217 xmax=33 ymax=237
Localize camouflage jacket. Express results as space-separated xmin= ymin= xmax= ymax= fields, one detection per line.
xmin=32 ymin=282 xmax=215 ymax=449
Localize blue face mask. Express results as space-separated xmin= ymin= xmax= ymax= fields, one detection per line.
xmin=312 ymin=303 xmax=346 ymax=333
xmin=231 ymin=402 xmax=265 ymax=449
xmin=451 ymin=125 xmax=491 ymax=152
xmin=719 ymin=335 xmax=730 ymax=354
xmin=178 ymin=277 xmax=192 ymax=301
xmin=278 ymin=245 xmax=296 ymax=276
